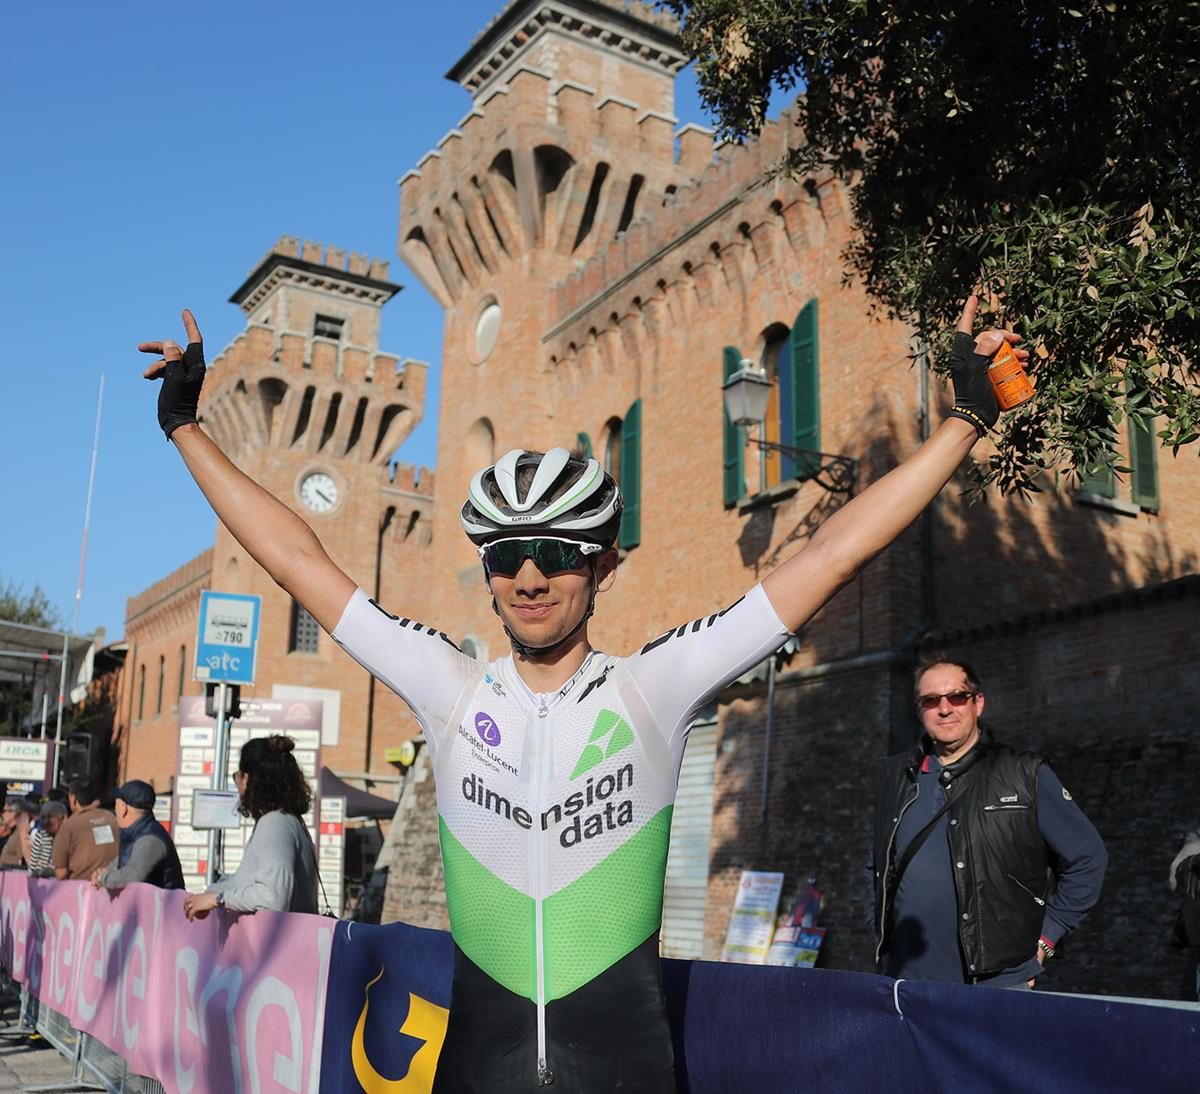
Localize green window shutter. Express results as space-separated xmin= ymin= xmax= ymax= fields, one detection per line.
xmin=619 ymin=399 xmax=642 ymax=550
xmin=722 ymin=346 xmax=745 ymax=507
xmin=1080 ymin=460 xmax=1116 ymax=498
xmin=576 ymin=431 xmax=593 ymax=460
xmin=788 ymin=299 xmax=820 ymax=478
xmin=1129 ymin=412 xmax=1159 ymax=510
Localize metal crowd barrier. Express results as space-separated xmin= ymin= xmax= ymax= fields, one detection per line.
xmin=0 ymin=972 xmax=165 ymax=1094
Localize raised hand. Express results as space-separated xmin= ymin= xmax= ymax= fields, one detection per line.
xmin=139 ymin=308 xmax=206 ymax=440
xmin=946 ymin=295 xmax=1026 ymax=435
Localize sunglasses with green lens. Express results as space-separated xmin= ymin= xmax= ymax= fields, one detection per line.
xmin=478 ymin=537 xmax=604 ymax=578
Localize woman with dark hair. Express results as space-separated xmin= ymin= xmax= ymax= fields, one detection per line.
xmin=182 ymin=735 xmax=318 ymax=920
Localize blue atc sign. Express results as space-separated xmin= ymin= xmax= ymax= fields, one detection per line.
xmin=194 ymin=592 xmax=261 ymax=685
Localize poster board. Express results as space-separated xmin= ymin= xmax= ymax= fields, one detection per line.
xmin=317 ymin=796 xmax=345 ymax=916
xmin=173 ymin=696 xmax=322 ymax=893
xmin=721 ymin=870 xmax=785 ymax=964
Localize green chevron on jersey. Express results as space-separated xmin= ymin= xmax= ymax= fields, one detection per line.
xmin=570 ymin=708 xmax=635 ymax=778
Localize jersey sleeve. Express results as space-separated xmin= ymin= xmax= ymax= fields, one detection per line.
xmin=624 ymin=583 xmax=791 ymax=747
xmin=331 ymin=588 xmax=480 ymax=753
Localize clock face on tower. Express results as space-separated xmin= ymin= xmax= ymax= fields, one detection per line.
xmin=298 ymin=471 xmax=340 ymax=513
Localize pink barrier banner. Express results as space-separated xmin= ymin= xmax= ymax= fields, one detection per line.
xmin=0 ymin=873 xmax=333 ymax=1094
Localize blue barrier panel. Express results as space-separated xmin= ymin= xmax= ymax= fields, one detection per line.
xmin=663 ymin=958 xmax=1200 ymax=1094
xmin=320 ymin=918 xmax=455 ymax=1091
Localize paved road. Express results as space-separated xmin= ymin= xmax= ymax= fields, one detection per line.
xmin=0 ymin=1030 xmax=78 ymax=1092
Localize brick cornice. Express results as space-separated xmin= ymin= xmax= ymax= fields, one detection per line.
xmin=924 ymin=573 xmax=1200 ymax=646
xmin=447 ymin=0 xmax=683 ymax=94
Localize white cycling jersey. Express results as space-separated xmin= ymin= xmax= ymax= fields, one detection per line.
xmin=332 ymin=583 xmax=789 ymax=1089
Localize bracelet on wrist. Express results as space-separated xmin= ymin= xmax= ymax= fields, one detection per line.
xmin=949 ymin=406 xmax=991 ymax=436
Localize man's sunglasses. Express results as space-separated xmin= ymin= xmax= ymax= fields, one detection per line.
xmin=478 ymin=537 xmax=603 ymax=578
xmin=917 ymin=690 xmax=978 ymax=711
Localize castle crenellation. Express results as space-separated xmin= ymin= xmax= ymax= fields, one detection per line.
xmin=397 ymin=45 xmax=823 ymax=339
xmin=262 ymin=233 xmax=392 ymax=282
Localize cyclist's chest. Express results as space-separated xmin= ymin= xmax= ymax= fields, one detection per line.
xmin=434 ymin=672 xmax=670 ymax=848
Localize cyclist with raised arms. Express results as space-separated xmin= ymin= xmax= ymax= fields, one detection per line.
xmin=140 ymin=297 xmax=1017 ymax=1092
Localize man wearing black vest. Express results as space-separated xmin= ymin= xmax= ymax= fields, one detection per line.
xmin=872 ymin=657 xmax=1107 ymax=988
xmin=91 ymin=780 xmax=184 ymax=892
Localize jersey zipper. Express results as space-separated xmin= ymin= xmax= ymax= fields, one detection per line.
xmin=532 ymin=693 xmax=554 ymax=1085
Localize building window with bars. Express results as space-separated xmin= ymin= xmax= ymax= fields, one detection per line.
xmin=313 ymin=314 xmax=345 ymax=341
xmin=289 ymin=600 xmax=321 ymax=654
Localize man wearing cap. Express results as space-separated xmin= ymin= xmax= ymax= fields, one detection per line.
xmin=28 ymin=801 xmax=66 ymax=876
xmin=91 ymin=780 xmax=184 ymax=892
xmin=53 ymin=778 xmax=119 ymax=881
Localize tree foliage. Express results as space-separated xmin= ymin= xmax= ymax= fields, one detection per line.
xmin=662 ymin=0 xmax=1200 ymax=495
xmin=0 ymin=578 xmax=60 ymax=628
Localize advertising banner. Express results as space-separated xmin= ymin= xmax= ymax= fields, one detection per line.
xmin=0 ymin=876 xmax=332 ymax=1093
xmin=0 ymin=874 xmax=1196 ymax=1094
xmin=0 ymin=737 xmax=55 ymax=798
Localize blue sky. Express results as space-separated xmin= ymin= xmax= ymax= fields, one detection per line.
xmin=0 ymin=0 xmax=716 ymax=642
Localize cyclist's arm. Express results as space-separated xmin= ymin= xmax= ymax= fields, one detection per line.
xmin=142 ymin=310 xmax=356 ymax=633
xmin=171 ymin=423 xmax=355 ymax=633
xmin=762 ymin=296 xmax=1012 ymax=633
xmin=627 ymin=583 xmax=792 ymax=748
xmin=761 ymin=417 xmax=976 ymax=632
xmin=331 ymin=588 xmax=480 ymax=754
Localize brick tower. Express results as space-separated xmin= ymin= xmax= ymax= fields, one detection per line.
xmin=394 ymin=0 xmax=726 ymax=651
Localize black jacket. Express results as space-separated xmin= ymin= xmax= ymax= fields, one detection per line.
xmin=118 ymin=813 xmax=185 ymax=891
xmin=873 ymin=738 xmax=1048 ymax=979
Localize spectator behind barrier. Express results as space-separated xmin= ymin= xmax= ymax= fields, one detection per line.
xmin=52 ymin=778 xmax=119 ymax=881
xmin=92 ymin=780 xmax=184 ymax=892
xmin=29 ymin=800 xmax=66 ymax=876
xmin=183 ymin=735 xmax=318 ymax=920
xmin=0 ymin=799 xmax=38 ymax=869
xmin=0 ymin=800 xmax=18 ymax=862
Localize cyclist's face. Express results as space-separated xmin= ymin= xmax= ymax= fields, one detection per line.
xmin=489 ymin=551 xmax=617 ymax=654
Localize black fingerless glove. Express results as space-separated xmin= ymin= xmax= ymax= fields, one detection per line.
xmin=946 ymin=331 xmax=999 ymax=436
xmin=158 ymin=342 xmax=206 ymax=440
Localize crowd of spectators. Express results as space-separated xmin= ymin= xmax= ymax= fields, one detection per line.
xmin=2 ymin=733 xmax=316 ymax=923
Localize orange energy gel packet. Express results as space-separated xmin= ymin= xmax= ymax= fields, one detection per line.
xmin=988 ymin=341 xmax=1035 ymax=409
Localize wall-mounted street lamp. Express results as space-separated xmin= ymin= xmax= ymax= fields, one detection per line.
xmin=722 ymin=359 xmax=858 ymax=496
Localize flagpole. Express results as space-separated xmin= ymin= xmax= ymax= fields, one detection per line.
xmin=54 ymin=372 xmax=105 ymax=785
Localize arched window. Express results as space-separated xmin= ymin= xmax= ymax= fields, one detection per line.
xmin=137 ymin=664 xmax=145 ymax=721
xmin=460 ymin=635 xmax=488 ymax=662
xmin=156 ymin=655 xmax=165 ymax=716
xmin=605 ymin=406 xmax=642 ymax=549
xmin=760 ymin=325 xmax=791 ymax=490
xmin=466 ymin=418 xmax=495 ymax=473
xmin=604 ymin=417 xmax=622 ymax=483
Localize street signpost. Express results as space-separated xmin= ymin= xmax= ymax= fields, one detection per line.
xmin=194 ymin=592 xmax=261 ymax=884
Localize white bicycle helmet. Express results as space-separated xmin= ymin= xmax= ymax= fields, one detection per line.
xmin=460 ymin=447 xmax=622 ymax=547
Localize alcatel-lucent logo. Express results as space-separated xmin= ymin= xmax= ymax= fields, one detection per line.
xmin=475 ymin=711 xmax=501 ymax=747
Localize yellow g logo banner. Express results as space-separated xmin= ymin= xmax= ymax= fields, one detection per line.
xmin=351 ymin=968 xmax=450 ymax=1093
